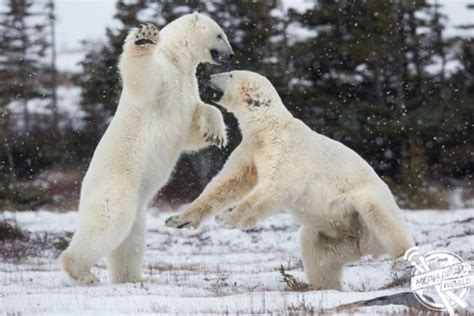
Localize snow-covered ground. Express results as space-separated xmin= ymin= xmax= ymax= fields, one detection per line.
xmin=1 ymin=208 xmax=473 ymax=314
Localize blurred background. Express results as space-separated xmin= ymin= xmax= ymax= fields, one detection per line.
xmin=0 ymin=0 xmax=473 ymax=212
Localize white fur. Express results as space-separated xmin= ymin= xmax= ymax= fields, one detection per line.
xmin=59 ymin=14 xmax=232 ymax=284
xmin=166 ymin=70 xmax=415 ymax=290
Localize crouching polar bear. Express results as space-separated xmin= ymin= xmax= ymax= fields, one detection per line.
xmin=166 ymin=70 xmax=415 ymax=290
xmin=59 ymin=13 xmax=233 ymax=284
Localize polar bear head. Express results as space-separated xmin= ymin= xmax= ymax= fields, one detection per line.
xmin=209 ymin=70 xmax=285 ymax=115
xmin=160 ymin=12 xmax=234 ymax=65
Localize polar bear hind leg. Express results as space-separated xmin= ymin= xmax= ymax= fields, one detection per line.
xmin=107 ymin=206 xmax=147 ymax=283
xmin=59 ymin=247 xmax=99 ymax=284
xmin=59 ymin=191 xmax=138 ymax=284
xmin=299 ymin=226 xmax=362 ymax=290
xmin=350 ymin=189 xmax=415 ymax=259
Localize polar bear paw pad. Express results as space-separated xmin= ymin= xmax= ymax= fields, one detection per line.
xmin=134 ymin=23 xmax=159 ymax=46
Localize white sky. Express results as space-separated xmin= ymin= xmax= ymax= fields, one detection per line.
xmin=55 ymin=0 xmax=473 ymax=71
xmin=55 ymin=0 xmax=117 ymax=51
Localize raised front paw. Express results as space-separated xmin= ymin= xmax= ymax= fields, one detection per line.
xmin=201 ymin=107 xmax=227 ymax=149
xmin=133 ymin=23 xmax=159 ymax=46
xmin=165 ymin=214 xmax=200 ymax=229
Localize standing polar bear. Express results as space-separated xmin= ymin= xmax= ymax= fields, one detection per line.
xmin=60 ymin=13 xmax=234 ymax=284
xmin=166 ymin=70 xmax=415 ymax=290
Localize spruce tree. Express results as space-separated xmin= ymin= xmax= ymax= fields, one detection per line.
xmin=0 ymin=0 xmax=55 ymax=186
xmin=290 ymin=0 xmax=439 ymax=185
xmin=0 ymin=0 xmax=52 ymax=132
xmin=71 ymin=1 xmax=473 ymax=206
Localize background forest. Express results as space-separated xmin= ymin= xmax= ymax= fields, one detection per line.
xmin=0 ymin=0 xmax=473 ymax=211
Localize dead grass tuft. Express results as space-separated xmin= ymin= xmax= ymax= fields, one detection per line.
xmin=0 ymin=219 xmax=25 ymax=241
xmin=279 ymin=265 xmax=312 ymax=292
xmin=0 ymin=227 xmax=73 ymax=262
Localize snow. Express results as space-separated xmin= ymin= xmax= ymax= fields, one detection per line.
xmin=425 ymin=56 xmax=465 ymax=76
xmin=286 ymin=22 xmax=318 ymax=45
xmin=1 ymin=208 xmax=473 ymax=314
xmin=281 ymin=0 xmax=314 ymax=14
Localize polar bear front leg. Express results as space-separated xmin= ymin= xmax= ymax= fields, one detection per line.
xmin=119 ymin=24 xmax=160 ymax=95
xmin=217 ymin=184 xmax=278 ymax=229
xmin=123 ymin=23 xmax=159 ymax=56
xmin=186 ymin=102 xmax=227 ymax=150
xmin=165 ymin=164 xmax=257 ymax=229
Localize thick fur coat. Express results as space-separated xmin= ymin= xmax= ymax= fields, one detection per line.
xmin=60 ymin=13 xmax=233 ymax=284
xmin=166 ymin=70 xmax=415 ymax=290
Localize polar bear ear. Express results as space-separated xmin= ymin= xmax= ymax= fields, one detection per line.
xmin=192 ymin=11 xmax=200 ymax=21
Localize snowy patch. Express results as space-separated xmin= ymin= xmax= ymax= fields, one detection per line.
xmin=286 ymin=22 xmax=318 ymax=45
xmin=0 ymin=208 xmax=473 ymax=314
xmin=425 ymin=55 xmax=465 ymax=76
xmin=281 ymin=0 xmax=314 ymax=13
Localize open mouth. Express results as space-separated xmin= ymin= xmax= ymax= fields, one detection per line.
xmin=207 ymin=82 xmax=224 ymax=102
xmin=210 ymin=49 xmax=224 ymax=64
xmin=207 ymin=76 xmax=225 ymax=102
xmin=210 ymin=49 xmax=234 ymax=64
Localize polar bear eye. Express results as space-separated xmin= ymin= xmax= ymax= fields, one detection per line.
xmin=229 ymin=74 xmax=233 ymax=78
xmin=217 ymin=34 xmax=223 ymax=39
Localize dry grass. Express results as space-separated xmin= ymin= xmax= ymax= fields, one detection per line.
xmin=0 ymin=219 xmax=25 ymax=241
xmin=459 ymin=186 xmax=474 ymax=208
xmin=3 ymin=165 xmax=474 ymax=213
xmin=0 ymin=169 xmax=84 ymax=212
xmin=0 ymin=222 xmax=72 ymax=262
xmin=36 ymin=169 xmax=84 ymax=211
xmin=279 ymin=265 xmax=312 ymax=292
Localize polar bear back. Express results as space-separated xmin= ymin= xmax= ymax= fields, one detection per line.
xmin=273 ymin=118 xmax=382 ymax=189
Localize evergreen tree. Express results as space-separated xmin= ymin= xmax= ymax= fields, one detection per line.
xmin=0 ymin=0 xmax=56 ymax=186
xmin=72 ymin=1 xmax=473 ymax=206
xmin=0 ymin=0 xmax=52 ymax=132
xmin=289 ymin=0 xmax=454 ymax=187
